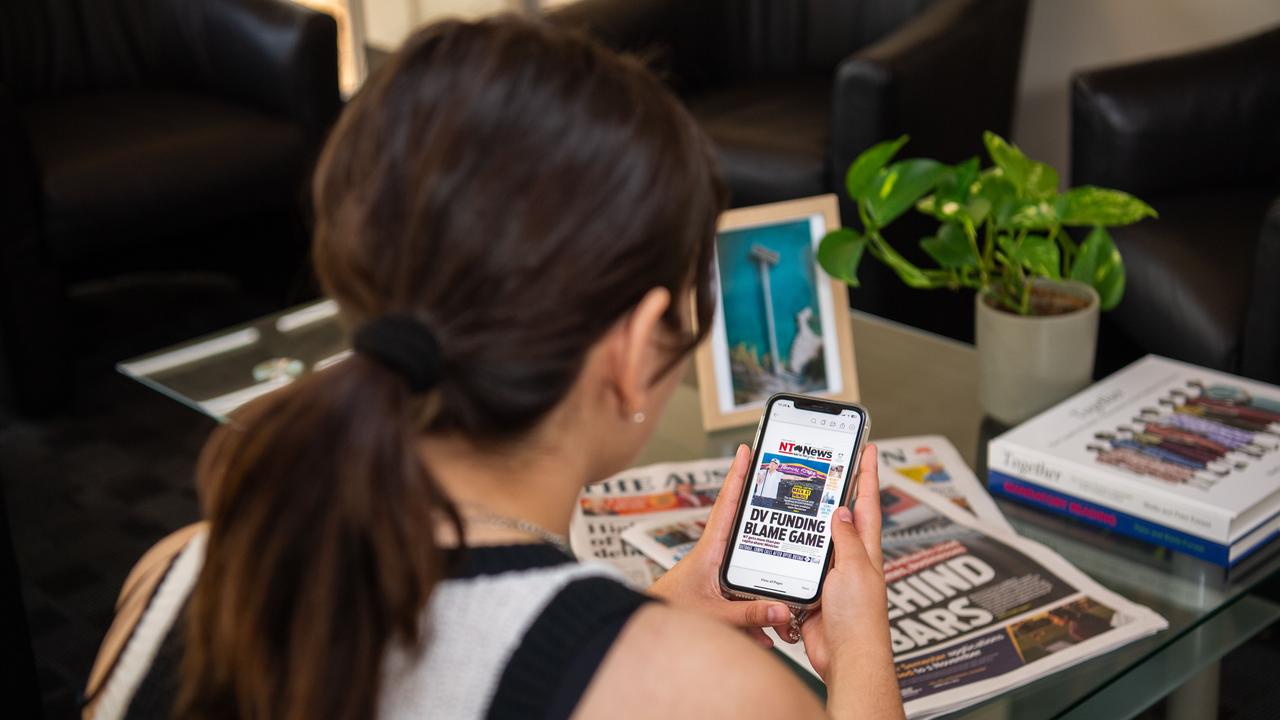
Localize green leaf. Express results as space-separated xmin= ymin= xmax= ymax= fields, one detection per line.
xmin=920 ymin=223 xmax=978 ymax=269
xmin=984 ymin=132 xmax=1032 ymax=192
xmin=865 ymin=159 xmax=947 ymax=227
xmin=1014 ymin=234 xmax=1061 ymax=279
xmin=997 ymin=232 xmax=1016 ymax=258
xmin=1055 ymin=186 xmax=1158 ymax=227
xmin=1007 ymin=199 xmax=1059 ymax=230
xmin=845 ymin=135 xmax=908 ymax=203
xmin=817 ymin=229 xmax=868 ymax=287
xmin=975 ymin=171 xmax=1019 ymax=227
xmin=916 ymin=158 xmax=983 ymax=222
xmin=935 ymin=158 xmax=980 ymax=204
xmin=998 ymin=233 xmax=1061 ymax=279
xmin=915 ymin=195 xmax=968 ymax=222
xmin=1070 ymin=226 xmax=1125 ymax=310
xmin=965 ymin=196 xmax=993 ymax=225
xmin=983 ymin=131 xmax=1058 ymax=199
xmin=1025 ymin=162 xmax=1059 ymax=199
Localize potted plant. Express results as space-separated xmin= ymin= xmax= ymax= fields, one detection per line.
xmin=819 ymin=132 xmax=1157 ymax=424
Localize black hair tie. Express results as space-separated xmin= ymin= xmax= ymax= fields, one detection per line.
xmin=352 ymin=315 xmax=442 ymax=393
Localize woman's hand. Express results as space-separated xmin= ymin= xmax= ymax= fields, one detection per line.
xmin=648 ymin=444 xmax=795 ymax=647
xmin=793 ymin=443 xmax=896 ymax=681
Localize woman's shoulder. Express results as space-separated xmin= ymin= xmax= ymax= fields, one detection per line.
xmin=456 ymin=560 xmax=823 ymax=720
xmin=573 ymin=603 xmax=827 ymax=720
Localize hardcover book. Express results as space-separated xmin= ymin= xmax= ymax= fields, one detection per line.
xmin=987 ymin=355 xmax=1280 ymax=566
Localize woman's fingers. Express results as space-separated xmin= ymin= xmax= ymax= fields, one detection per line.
xmin=852 ymin=444 xmax=884 ymax=570
xmin=703 ymin=444 xmax=751 ymax=541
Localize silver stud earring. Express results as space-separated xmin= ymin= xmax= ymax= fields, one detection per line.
xmin=633 ymin=411 xmax=646 ymax=424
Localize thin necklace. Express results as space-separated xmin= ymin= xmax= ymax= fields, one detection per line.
xmin=461 ymin=505 xmax=573 ymax=558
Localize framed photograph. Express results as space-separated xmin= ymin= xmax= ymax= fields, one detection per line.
xmin=694 ymin=195 xmax=859 ymax=431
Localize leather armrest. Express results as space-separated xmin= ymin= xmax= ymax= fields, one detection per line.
xmin=179 ymin=0 xmax=342 ymax=142
xmin=544 ymin=0 xmax=681 ymax=50
xmin=0 ymin=82 xmax=67 ymax=413
xmin=1071 ymin=26 xmax=1280 ymax=195
xmin=1243 ymin=196 xmax=1280 ymax=383
xmin=831 ymin=0 xmax=1029 ymax=182
xmin=0 ymin=84 xmax=39 ymax=242
xmin=545 ymin=0 xmax=700 ymax=90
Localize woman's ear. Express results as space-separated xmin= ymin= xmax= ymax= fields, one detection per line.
xmin=610 ymin=287 xmax=672 ymax=418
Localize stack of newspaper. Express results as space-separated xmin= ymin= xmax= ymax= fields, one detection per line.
xmin=570 ymin=436 xmax=1167 ymax=718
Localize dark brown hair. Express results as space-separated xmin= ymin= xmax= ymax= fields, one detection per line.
xmin=177 ymin=16 xmax=725 ymax=720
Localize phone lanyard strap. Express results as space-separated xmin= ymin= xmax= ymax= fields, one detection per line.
xmin=787 ymin=608 xmax=808 ymax=643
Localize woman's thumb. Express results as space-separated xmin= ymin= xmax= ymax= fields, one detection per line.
xmin=731 ymin=600 xmax=792 ymax=628
xmin=828 ymin=506 xmax=866 ymax=567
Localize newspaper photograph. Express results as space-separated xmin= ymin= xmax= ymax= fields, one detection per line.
xmin=614 ymin=509 xmax=709 ymax=571
xmin=876 ymin=435 xmax=1014 ymax=533
xmin=768 ymin=476 xmax=1167 ymax=719
xmin=570 ymin=458 xmax=730 ymax=587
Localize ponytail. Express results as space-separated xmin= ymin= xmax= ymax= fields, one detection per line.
xmin=177 ymin=357 xmax=458 ymax=720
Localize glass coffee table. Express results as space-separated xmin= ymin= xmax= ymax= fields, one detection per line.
xmin=120 ymin=300 xmax=1280 ymax=719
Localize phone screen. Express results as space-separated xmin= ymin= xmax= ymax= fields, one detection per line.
xmin=724 ymin=397 xmax=865 ymax=603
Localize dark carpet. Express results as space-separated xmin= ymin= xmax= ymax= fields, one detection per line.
xmin=0 ymin=274 xmax=279 ymax=718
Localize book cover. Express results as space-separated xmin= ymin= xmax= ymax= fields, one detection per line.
xmin=988 ymin=355 xmax=1280 ymax=552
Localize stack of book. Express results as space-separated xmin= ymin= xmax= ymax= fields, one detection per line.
xmin=988 ymin=355 xmax=1280 ymax=567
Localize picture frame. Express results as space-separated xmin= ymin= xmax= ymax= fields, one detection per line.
xmin=694 ymin=194 xmax=859 ymax=431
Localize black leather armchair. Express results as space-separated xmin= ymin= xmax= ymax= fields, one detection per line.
xmin=548 ymin=0 xmax=1030 ymax=341
xmin=0 ymin=0 xmax=341 ymax=413
xmin=1073 ymin=26 xmax=1280 ymax=382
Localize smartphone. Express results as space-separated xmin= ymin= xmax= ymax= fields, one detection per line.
xmin=719 ymin=393 xmax=870 ymax=609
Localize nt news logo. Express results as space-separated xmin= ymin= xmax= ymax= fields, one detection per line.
xmin=778 ymin=441 xmax=833 ymax=461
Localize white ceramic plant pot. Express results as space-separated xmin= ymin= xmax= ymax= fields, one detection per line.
xmin=975 ymin=279 xmax=1100 ymax=425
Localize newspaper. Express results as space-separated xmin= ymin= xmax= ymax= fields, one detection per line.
xmin=877 ymin=435 xmax=1014 ymax=534
xmin=766 ymin=476 xmax=1167 ymax=719
xmin=618 ymin=436 xmax=1010 ymax=570
xmin=569 ymin=458 xmax=729 ymax=587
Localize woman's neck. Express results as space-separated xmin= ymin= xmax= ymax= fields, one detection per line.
xmin=419 ymin=432 xmax=589 ymax=541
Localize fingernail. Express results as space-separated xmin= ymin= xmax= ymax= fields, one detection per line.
xmin=836 ymin=506 xmax=853 ymax=523
xmin=768 ymin=605 xmax=787 ymax=624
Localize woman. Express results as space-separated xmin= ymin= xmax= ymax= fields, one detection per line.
xmin=84 ymin=17 xmax=903 ymax=720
